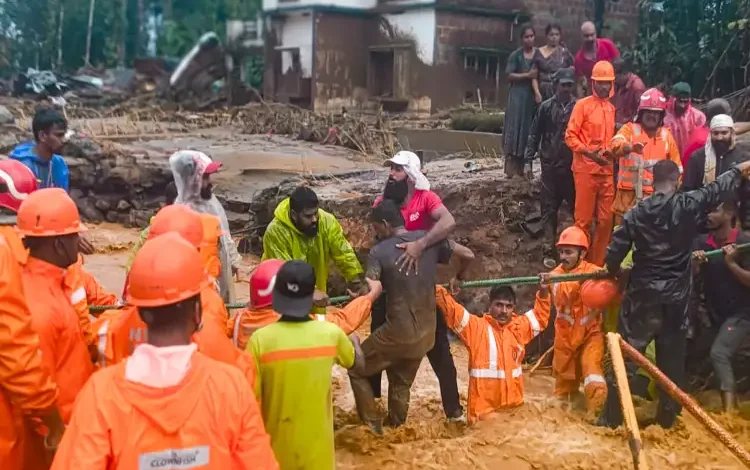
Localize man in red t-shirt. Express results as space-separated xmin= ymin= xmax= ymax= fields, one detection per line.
xmin=370 ymin=150 xmax=465 ymax=422
xmin=574 ymin=21 xmax=620 ymax=97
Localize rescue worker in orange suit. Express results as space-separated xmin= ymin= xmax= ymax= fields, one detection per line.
xmin=198 ymin=212 xmax=223 ymax=289
xmin=598 ymin=159 xmax=750 ymax=429
xmin=50 ymin=233 xmax=278 ymax=470
xmin=94 ymin=204 xmax=254 ymax=386
xmin=17 ymin=188 xmax=94 ymax=423
xmin=434 ymin=281 xmax=550 ymax=423
xmin=608 ymin=88 xmax=682 ymax=225
xmin=564 ymin=60 xmax=617 ymax=266
xmin=539 ymin=226 xmax=607 ymax=418
xmin=0 ymin=163 xmax=66 ymax=469
xmin=228 ymin=259 xmax=378 ymax=350
xmin=0 ymin=159 xmax=118 ymax=365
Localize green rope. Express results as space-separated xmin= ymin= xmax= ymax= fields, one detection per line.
xmin=89 ymin=243 xmax=750 ymax=312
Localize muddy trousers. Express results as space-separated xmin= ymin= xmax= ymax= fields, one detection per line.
xmin=368 ymin=293 xmax=463 ymax=418
xmin=573 ymin=172 xmax=614 ymax=266
xmin=541 ymin=167 xmax=576 ymax=259
xmin=599 ymin=293 xmax=688 ymax=429
xmin=553 ymin=335 xmax=607 ymax=414
xmin=349 ymin=348 xmax=423 ymax=426
xmin=710 ymin=316 xmax=750 ymax=392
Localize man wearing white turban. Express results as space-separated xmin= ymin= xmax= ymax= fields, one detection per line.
xmin=684 ymin=114 xmax=750 ymax=230
xmin=369 ymin=150 xmax=466 ymax=423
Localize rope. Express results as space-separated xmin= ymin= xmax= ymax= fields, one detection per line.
xmin=89 ymin=242 xmax=749 ymax=312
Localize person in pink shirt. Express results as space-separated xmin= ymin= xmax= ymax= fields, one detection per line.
xmin=370 ymin=150 xmax=466 ymax=423
xmin=663 ymin=82 xmax=706 ymax=158
xmin=574 ymin=21 xmax=620 ymax=97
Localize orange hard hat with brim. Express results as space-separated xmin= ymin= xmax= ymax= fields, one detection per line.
xmin=126 ymin=232 xmax=212 ymax=308
xmin=556 ymin=226 xmax=589 ymax=250
xmin=580 ymin=278 xmax=619 ymax=310
xmin=147 ymin=204 xmax=204 ymax=248
xmin=16 ymin=188 xmax=87 ymax=237
xmin=591 ymin=61 xmax=615 ymax=81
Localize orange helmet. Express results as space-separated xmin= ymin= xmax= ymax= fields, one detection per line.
xmin=580 ymin=279 xmax=619 ymax=309
xmin=556 ymin=226 xmax=589 ymax=250
xmin=591 ymin=61 xmax=615 ymax=81
xmin=147 ymin=204 xmax=204 ymax=248
xmin=637 ymin=88 xmax=667 ymax=113
xmin=249 ymin=259 xmax=285 ymax=308
xmin=126 ymin=232 xmax=211 ymax=308
xmin=0 ymin=160 xmax=37 ymax=213
xmin=17 ymin=188 xmax=87 ymax=237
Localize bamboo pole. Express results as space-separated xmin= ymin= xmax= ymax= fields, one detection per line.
xmin=619 ymin=338 xmax=750 ymax=469
xmin=607 ymin=333 xmax=649 ymax=470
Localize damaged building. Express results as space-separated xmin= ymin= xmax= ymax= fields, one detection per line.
xmin=261 ymin=0 xmax=639 ymax=115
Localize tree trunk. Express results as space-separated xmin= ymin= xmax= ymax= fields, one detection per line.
xmin=119 ymin=0 xmax=127 ymax=67
xmin=57 ymin=2 xmax=64 ymax=69
xmin=85 ymin=0 xmax=96 ymax=65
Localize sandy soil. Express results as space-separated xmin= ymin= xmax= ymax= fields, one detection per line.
xmin=82 ymin=224 xmax=750 ymax=470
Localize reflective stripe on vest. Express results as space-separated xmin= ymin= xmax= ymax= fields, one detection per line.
xmin=524 ymin=309 xmax=541 ymax=337
xmin=468 ymin=324 xmax=523 ymax=380
xmin=619 ymin=125 xmax=669 ymax=199
xmin=584 ymin=374 xmax=606 ymax=387
xmin=97 ymin=320 xmax=110 ymax=368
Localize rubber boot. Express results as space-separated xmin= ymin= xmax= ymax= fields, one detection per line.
xmin=722 ymin=391 xmax=738 ymax=413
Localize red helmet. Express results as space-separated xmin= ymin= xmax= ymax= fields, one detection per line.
xmin=0 ymin=160 xmax=37 ymax=213
xmin=249 ymin=259 xmax=285 ymax=308
xmin=637 ymin=88 xmax=667 ymax=114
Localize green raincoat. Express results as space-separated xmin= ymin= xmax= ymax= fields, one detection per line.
xmin=262 ymin=197 xmax=363 ymax=298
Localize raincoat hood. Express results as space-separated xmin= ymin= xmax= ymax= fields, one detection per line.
xmin=169 ymin=150 xmax=241 ymax=304
xmin=117 ymin=345 xmax=206 ymax=434
xmin=273 ymin=197 xmax=304 ymax=235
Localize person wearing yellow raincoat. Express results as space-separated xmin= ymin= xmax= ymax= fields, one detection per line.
xmin=262 ymin=186 xmax=365 ymax=313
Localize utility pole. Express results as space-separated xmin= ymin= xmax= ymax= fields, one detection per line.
xmin=84 ymin=0 xmax=96 ymax=66
xmin=119 ymin=0 xmax=127 ymax=67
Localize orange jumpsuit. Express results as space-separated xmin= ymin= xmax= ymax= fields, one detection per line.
xmin=0 ymin=238 xmax=59 ymax=470
xmin=50 ymin=352 xmax=278 ymax=470
xmin=93 ymin=287 xmax=256 ymax=386
xmin=564 ymin=94 xmax=616 ymax=266
xmin=435 ymin=286 xmax=550 ymax=423
xmin=199 ymin=213 xmax=223 ymax=281
xmin=22 ymin=257 xmax=96 ymax=423
xmin=610 ymin=123 xmax=682 ymax=225
xmin=228 ymin=297 xmax=374 ymax=350
xmin=537 ymin=261 xmax=607 ymax=413
xmin=65 ymin=255 xmax=119 ymax=363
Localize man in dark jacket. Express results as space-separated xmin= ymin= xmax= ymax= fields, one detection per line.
xmin=525 ymin=68 xmax=577 ymax=268
xmin=683 ymin=114 xmax=750 ymax=230
xmin=598 ymin=159 xmax=750 ymax=429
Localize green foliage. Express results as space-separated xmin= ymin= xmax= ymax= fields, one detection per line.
xmin=0 ymin=0 xmax=260 ymax=72
xmin=621 ymin=0 xmax=750 ymax=97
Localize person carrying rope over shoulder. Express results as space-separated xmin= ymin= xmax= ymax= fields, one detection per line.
xmin=17 ymin=188 xmax=94 ymax=423
xmin=51 ymin=233 xmax=278 ymax=470
xmin=538 ymin=225 xmax=608 ymax=420
xmin=227 ymin=258 xmax=381 ymax=350
xmin=598 ymin=159 xmax=750 ymax=429
xmin=434 ymin=280 xmax=550 ymax=423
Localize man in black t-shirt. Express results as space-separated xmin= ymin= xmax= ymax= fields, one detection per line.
xmin=349 ymin=200 xmax=473 ymax=434
xmin=693 ymin=193 xmax=750 ymax=412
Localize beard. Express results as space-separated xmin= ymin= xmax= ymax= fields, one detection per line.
xmin=200 ymin=184 xmax=213 ymax=200
xmin=301 ymin=223 xmax=318 ymax=237
xmin=383 ymin=177 xmax=408 ymax=204
xmin=711 ymin=139 xmax=732 ymax=155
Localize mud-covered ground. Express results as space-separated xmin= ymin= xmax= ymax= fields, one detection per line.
xmin=85 ymin=222 xmax=750 ymax=470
